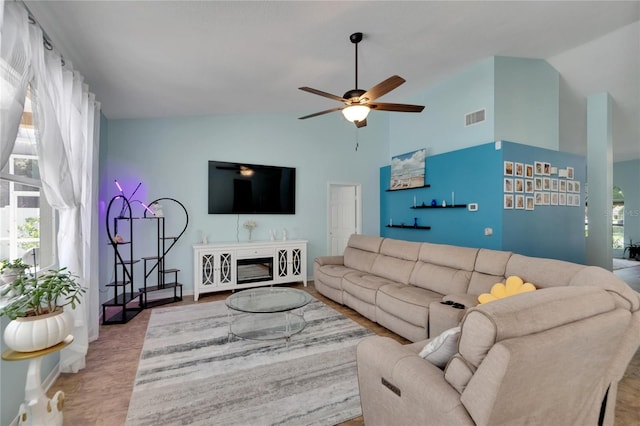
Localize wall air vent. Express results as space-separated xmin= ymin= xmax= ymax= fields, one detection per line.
xmin=465 ymin=109 xmax=486 ymax=126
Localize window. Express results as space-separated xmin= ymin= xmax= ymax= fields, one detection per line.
xmin=613 ymin=186 xmax=624 ymax=249
xmin=0 ymin=91 xmax=55 ymax=268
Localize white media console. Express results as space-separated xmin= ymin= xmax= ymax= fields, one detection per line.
xmin=193 ymin=240 xmax=307 ymax=301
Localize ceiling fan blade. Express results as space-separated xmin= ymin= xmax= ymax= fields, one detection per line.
xmin=361 ymin=75 xmax=406 ymax=102
xmin=354 ymin=118 xmax=367 ymax=128
xmin=369 ymin=102 xmax=425 ymax=113
xmin=298 ymin=87 xmax=347 ymax=102
xmin=298 ymin=107 xmax=344 ymax=120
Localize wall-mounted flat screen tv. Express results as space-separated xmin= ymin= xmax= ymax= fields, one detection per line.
xmin=208 ymin=161 xmax=296 ymax=214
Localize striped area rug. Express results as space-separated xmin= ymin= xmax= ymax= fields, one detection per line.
xmin=125 ymin=296 xmax=374 ymax=426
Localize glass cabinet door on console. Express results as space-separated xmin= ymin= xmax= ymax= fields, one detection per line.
xmin=197 ymin=250 xmax=234 ymax=300
xmin=276 ymin=245 xmax=305 ymax=282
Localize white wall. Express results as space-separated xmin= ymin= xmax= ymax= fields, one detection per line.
xmin=548 ymin=21 xmax=640 ymax=162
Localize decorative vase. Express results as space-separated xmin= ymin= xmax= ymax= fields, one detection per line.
xmin=4 ymin=308 xmax=74 ymax=352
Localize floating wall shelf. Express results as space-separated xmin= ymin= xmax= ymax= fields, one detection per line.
xmin=385 ymin=184 xmax=431 ymax=192
xmin=411 ymin=204 xmax=467 ymax=209
xmin=386 ymin=225 xmax=431 ymax=230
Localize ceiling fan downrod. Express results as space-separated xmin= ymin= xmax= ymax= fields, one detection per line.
xmin=344 ymin=32 xmax=365 ymax=100
xmin=351 ymin=32 xmax=362 ymax=90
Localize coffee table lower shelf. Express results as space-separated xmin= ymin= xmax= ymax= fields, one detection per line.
xmin=227 ymin=311 xmax=307 ymax=343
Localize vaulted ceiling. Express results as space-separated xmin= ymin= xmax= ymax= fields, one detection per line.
xmin=24 ymin=1 xmax=639 ymax=159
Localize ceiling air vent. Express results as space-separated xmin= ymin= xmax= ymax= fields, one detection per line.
xmin=465 ymin=109 xmax=486 ymax=126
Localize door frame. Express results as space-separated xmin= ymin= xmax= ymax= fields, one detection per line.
xmin=326 ymin=181 xmax=362 ymax=255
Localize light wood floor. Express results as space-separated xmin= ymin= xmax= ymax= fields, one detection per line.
xmin=48 ymin=276 xmax=640 ymax=425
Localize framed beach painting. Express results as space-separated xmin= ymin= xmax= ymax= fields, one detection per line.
xmin=390 ymin=149 xmax=426 ymax=190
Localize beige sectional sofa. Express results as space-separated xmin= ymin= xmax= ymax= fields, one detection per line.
xmin=314 ymin=234 xmax=638 ymax=341
xmin=314 ymin=234 xmax=640 ymax=425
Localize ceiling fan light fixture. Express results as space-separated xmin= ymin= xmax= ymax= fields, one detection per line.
xmin=240 ymin=166 xmax=254 ymax=176
xmin=342 ymin=105 xmax=370 ymax=123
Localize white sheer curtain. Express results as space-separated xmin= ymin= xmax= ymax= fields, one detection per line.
xmin=0 ymin=0 xmax=31 ymax=170
xmin=28 ymin=15 xmax=100 ymax=372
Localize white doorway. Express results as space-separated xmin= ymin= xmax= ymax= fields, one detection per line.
xmin=327 ymin=182 xmax=362 ymax=256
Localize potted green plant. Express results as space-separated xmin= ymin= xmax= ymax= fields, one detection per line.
xmin=0 ymin=267 xmax=85 ymax=352
xmin=0 ymin=258 xmax=30 ymax=285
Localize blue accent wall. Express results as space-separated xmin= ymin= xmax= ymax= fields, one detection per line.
xmin=501 ymin=142 xmax=586 ymax=263
xmin=381 ymin=141 xmax=586 ymax=262
xmin=381 ymin=142 xmax=503 ymax=249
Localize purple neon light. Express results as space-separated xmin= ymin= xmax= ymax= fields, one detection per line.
xmin=140 ymin=202 xmax=156 ymax=215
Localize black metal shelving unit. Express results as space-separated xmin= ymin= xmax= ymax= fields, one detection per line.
xmin=102 ymin=196 xmax=143 ymax=324
xmin=102 ymin=196 xmax=188 ymax=324
xmin=138 ymin=198 xmax=188 ymax=309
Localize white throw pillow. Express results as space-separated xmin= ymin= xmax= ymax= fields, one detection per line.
xmin=419 ymin=326 xmax=461 ymax=369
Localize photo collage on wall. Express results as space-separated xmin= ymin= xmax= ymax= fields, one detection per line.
xmin=503 ymin=160 xmax=581 ymax=210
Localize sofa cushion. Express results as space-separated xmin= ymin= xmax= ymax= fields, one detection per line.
xmin=343 ymin=272 xmax=397 ymax=305
xmin=474 ymin=248 xmax=512 ymax=276
xmin=313 ymin=264 xmax=356 ymax=291
xmin=343 ymin=246 xmax=378 ymax=273
xmin=348 ymin=234 xmax=384 ymax=252
xmin=365 ymin=238 xmax=420 ymax=284
xmin=342 ymin=234 xmax=383 ymax=273
xmin=419 ymin=326 xmax=461 ymax=369
xmin=371 ymin=255 xmax=418 ymax=285
xmin=418 ymin=242 xmax=479 ymax=271
xmin=467 ymin=271 xmax=506 ymax=296
xmin=505 ymin=253 xmax=584 ymax=288
xmin=377 ymin=284 xmax=442 ymax=328
xmin=380 ymin=238 xmax=422 ymax=261
xmin=410 ymin=262 xmax=472 ymax=295
xmin=459 ymin=287 xmax=616 ymax=368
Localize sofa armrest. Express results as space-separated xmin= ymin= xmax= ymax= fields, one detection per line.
xmin=356 ymin=336 xmax=473 ymax=426
xmin=314 ymin=255 xmax=344 ymax=267
xmin=444 ymin=293 xmax=480 ymax=308
xmin=429 ymin=301 xmax=466 ymax=337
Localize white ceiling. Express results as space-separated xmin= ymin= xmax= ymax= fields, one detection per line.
xmin=24 ymin=1 xmax=640 ymax=156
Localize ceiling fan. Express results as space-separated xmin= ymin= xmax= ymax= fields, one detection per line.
xmin=298 ymin=32 xmax=425 ymax=128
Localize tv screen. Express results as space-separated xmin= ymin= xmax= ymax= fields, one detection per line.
xmin=208 ymin=161 xmax=296 ymax=214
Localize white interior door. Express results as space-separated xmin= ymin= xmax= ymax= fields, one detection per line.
xmin=328 ymin=183 xmax=361 ymax=256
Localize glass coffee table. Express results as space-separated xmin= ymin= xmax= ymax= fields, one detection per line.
xmin=225 ymin=287 xmax=313 ymax=343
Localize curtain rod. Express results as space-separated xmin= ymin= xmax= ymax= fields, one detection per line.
xmin=17 ymin=0 xmax=65 ymax=64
